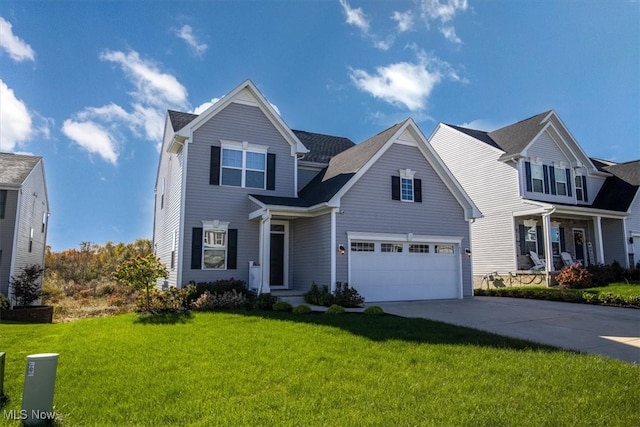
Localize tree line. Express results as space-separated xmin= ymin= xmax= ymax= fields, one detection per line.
xmin=45 ymin=239 xmax=153 ymax=285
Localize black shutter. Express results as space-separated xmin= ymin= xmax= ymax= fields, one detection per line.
xmin=266 ymin=153 xmax=276 ymax=190
xmin=525 ymin=162 xmax=532 ymax=192
xmin=536 ymin=225 xmax=544 ymax=257
xmin=210 ymin=146 xmax=221 ymax=185
xmin=543 ymin=165 xmax=550 ymax=194
xmin=566 ymin=169 xmax=573 ymax=197
xmin=582 ymin=176 xmax=588 ymax=202
xmin=227 ymin=229 xmax=238 ymax=269
xmin=549 ymin=167 xmax=557 ymax=195
xmin=191 ymin=227 xmax=203 ymax=269
xmin=391 ymin=176 xmax=400 ymax=200
xmin=519 ymin=224 xmax=526 ymax=255
xmin=414 ymin=179 xmax=422 ymax=203
xmin=560 ymin=227 xmax=566 ymax=252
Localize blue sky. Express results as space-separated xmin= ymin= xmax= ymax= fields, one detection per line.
xmin=1 ymin=1 xmax=638 ymax=251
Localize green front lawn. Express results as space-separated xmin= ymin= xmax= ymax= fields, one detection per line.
xmin=1 ymin=312 xmax=638 ymax=426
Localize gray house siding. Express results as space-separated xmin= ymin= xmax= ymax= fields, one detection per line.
xmin=291 ymin=214 xmax=332 ymax=292
xmin=181 ymin=102 xmax=297 ymax=286
xmin=0 ymin=189 xmax=18 ymax=296
xmin=297 ymin=166 xmax=322 ymax=192
xmin=335 ymin=143 xmax=472 ymax=295
xmin=601 ymin=218 xmax=626 ymax=265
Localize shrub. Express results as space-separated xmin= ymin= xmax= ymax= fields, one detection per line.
xmin=0 ymin=293 xmax=9 ymax=310
xmin=325 ymin=304 xmax=345 ymax=315
xmin=255 ymin=293 xmax=278 ymax=310
xmin=304 ymin=283 xmax=334 ymax=306
xmin=190 ymin=289 xmax=248 ymax=311
xmin=11 ymin=264 xmax=45 ymax=307
xmin=334 ymin=282 xmax=365 ymax=307
xmin=190 ymin=279 xmax=247 ymax=301
xmin=135 ymin=287 xmax=189 ymax=313
xmin=292 ymin=304 xmax=312 ymax=314
xmin=364 ymin=305 xmax=384 ymax=315
xmin=556 ymin=265 xmax=593 ymax=289
xmin=272 ymin=301 xmax=293 ymax=312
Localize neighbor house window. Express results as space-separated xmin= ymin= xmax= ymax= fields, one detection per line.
xmin=171 ymin=229 xmax=178 ymax=270
xmin=221 ymin=147 xmax=266 ymax=189
xmin=531 ymin=163 xmax=544 ymax=193
xmin=381 ymin=243 xmax=403 ymax=253
xmin=0 ymin=190 xmax=6 ymax=219
xmin=525 ymin=226 xmax=538 ymax=254
xmin=435 ymin=244 xmax=454 ymax=254
xmin=202 ymin=221 xmax=229 ymax=269
xmin=554 ymin=167 xmax=567 ymax=196
xmin=575 ymin=175 xmax=584 ymax=201
xmin=409 ymin=244 xmax=429 ymax=253
xmin=351 ymin=242 xmax=374 ymax=252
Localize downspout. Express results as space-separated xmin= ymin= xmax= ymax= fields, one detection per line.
xmin=330 ymin=208 xmax=337 ymax=292
xmin=176 ymin=133 xmax=190 ymax=288
xmin=468 ymin=217 xmax=475 ymax=297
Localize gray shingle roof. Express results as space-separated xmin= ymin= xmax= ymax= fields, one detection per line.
xmin=0 ymin=153 xmax=41 ymax=186
xmin=168 ymin=110 xmax=198 ymax=132
xmin=292 ymin=130 xmax=355 ymax=164
xmin=592 ymin=160 xmax=640 ymax=212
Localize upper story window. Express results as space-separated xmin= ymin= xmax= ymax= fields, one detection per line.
xmin=554 ymin=166 xmax=567 ymax=196
xmin=0 ymin=190 xmax=6 ymax=219
xmin=392 ymin=169 xmax=422 ymax=203
xmin=221 ymin=146 xmax=266 ymax=189
xmin=401 ymin=178 xmax=414 ymax=201
xmin=575 ymin=175 xmax=585 ymax=201
xmin=530 ymin=163 xmax=544 ymax=193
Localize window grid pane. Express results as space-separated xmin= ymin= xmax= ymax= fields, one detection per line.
xmin=381 ymin=243 xmax=403 ymax=253
xmin=555 ymin=167 xmax=567 ymax=196
xmin=222 ymin=149 xmax=242 ymax=167
xmin=351 ymin=242 xmax=375 ymax=252
xmin=435 ymin=244 xmax=454 ymax=254
xmin=409 ymin=244 xmax=429 ymax=253
xmin=246 ymin=152 xmax=265 ymax=171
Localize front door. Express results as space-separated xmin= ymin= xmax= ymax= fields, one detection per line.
xmin=573 ymin=229 xmax=586 ymax=266
xmin=269 ymin=222 xmax=288 ymax=288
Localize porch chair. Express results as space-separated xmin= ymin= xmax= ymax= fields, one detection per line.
xmin=560 ymin=252 xmax=576 ymax=267
xmin=528 ymin=251 xmax=546 ymax=272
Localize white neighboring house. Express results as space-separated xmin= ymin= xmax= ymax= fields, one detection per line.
xmin=429 ymin=110 xmax=639 ymax=285
xmin=0 ymin=153 xmax=50 ymax=305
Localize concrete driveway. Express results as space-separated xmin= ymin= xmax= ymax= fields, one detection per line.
xmin=376 ymin=297 xmax=640 ymax=364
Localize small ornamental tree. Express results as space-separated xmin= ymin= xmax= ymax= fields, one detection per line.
xmin=112 ymin=255 xmax=168 ymax=312
xmin=11 ymin=264 xmax=45 ymax=307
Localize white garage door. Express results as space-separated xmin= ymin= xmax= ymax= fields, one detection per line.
xmin=350 ymin=240 xmax=460 ymax=302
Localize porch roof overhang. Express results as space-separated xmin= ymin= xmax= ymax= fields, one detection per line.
xmin=514 ymin=200 xmax=629 ymax=220
xmin=248 ymin=195 xmax=337 ymax=220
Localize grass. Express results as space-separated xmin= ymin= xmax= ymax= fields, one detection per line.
xmin=582 ymin=283 xmax=640 ymax=297
xmin=1 ymin=311 xmax=638 ymax=426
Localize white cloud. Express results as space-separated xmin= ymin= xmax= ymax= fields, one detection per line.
xmin=339 ymin=0 xmax=370 ymax=34
xmin=192 ymin=97 xmax=281 ymax=117
xmin=392 ymin=11 xmax=414 ymax=33
xmin=440 ymin=26 xmax=462 ymax=44
xmin=349 ymin=51 xmax=464 ymax=112
xmin=418 ymin=0 xmax=468 ymax=43
xmin=62 ymin=119 xmax=118 ymax=165
xmin=0 ymin=79 xmax=32 ymax=151
xmin=459 ymin=119 xmax=506 ymax=132
xmin=174 ymin=25 xmax=208 ymax=57
xmin=0 ymin=17 xmax=35 ymax=62
xmin=100 ymin=50 xmax=188 ymax=108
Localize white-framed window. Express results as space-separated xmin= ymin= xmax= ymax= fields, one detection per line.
xmin=575 ymin=175 xmax=584 ymax=201
xmin=531 ymin=163 xmax=544 ymax=193
xmin=202 ymin=221 xmax=229 ymax=269
xmin=555 ymin=167 xmax=567 ymax=196
xmin=381 ymin=243 xmax=403 ymax=253
xmin=351 ymin=241 xmax=375 ymax=252
xmin=400 ymin=168 xmax=416 ymax=202
xmin=409 ymin=244 xmax=429 ymax=253
xmin=221 ymin=147 xmax=266 ymax=189
xmin=171 ymin=229 xmax=178 ymax=270
xmin=551 ymin=226 xmax=560 ymax=256
xmin=435 ymin=244 xmax=454 ymax=254
xmin=525 ymin=225 xmax=538 ymax=254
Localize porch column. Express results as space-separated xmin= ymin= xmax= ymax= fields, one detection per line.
xmin=593 ymin=216 xmax=605 ymax=265
xmin=260 ymin=211 xmax=271 ymax=294
xmin=542 ymin=213 xmax=553 ymax=278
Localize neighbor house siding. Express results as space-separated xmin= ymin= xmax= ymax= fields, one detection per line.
xmin=335 ymin=142 xmax=473 ymax=295
xmin=0 ymin=189 xmax=18 ymax=296
xmin=181 ymin=102 xmax=297 ymax=286
xmin=430 ymin=125 xmax=523 ymax=276
xmin=601 ymin=218 xmax=626 ymax=265
xmin=291 ymin=214 xmax=331 ymax=292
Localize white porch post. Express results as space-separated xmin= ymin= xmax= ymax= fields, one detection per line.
xmin=330 ymin=208 xmax=337 ymax=292
xmin=593 ymin=216 xmax=605 ymax=264
xmin=542 ymin=213 xmax=553 ymax=282
xmin=260 ymin=211 xmax=272 ymax=294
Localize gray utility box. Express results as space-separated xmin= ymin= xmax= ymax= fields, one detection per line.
xmin=22 ymin=353 xmax=59 ymax=426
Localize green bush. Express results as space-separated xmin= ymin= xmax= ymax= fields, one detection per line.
xmin=255 ymin=293 xmax=278 ymax=310
xmin=364 ymin=305 xmax=384 ymax=315
xmin=334 ymin=282 xmax=365 ymax=307
xmin=474 ymin=286 xmax=640 ymax=308
xmin=325 ymin=304 xmax=345 ymax=315
xmin=0 ymin=293 xmax=9 ymax=310
xmin=304 ymin=283 xmax=334 ymax=306
xmin=188 ymin=279 xmax=247 ymax=303
xmin=272 ymin=301 xmax=293 ymax=312
xmin=292 ymin=304 xmax=312 ymax=314
xmin=556 ymin=265 xmax=593 ymax=289
xmin=135 ymin=287 xmax=189 ymax=313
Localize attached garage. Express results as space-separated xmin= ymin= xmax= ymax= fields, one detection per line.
xmin=348 ymin=233 xmax=462 ymax=302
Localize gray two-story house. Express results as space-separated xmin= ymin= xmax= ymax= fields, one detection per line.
xmin=153 ymin=80 xmax=480 ymax=302
xmin=0 ymin=153 xmax=50 ymax=304
xmin=429 ymin=110 xmax=639 ymax=286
